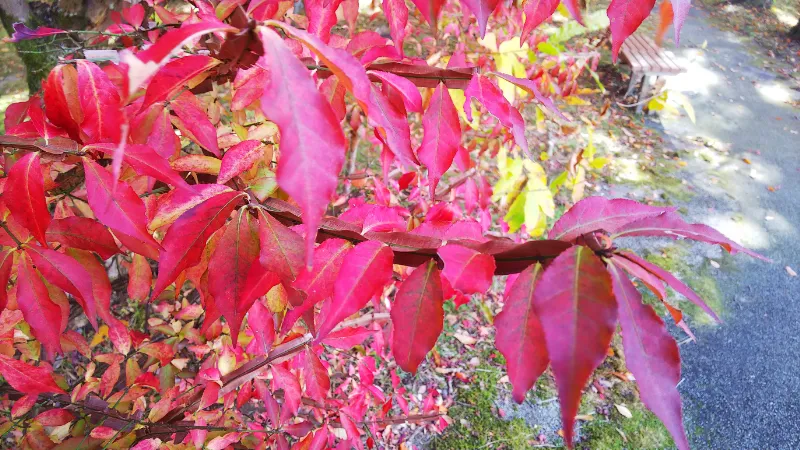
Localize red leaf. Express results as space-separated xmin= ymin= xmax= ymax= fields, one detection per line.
xmin=419 ymin=83 xmax=461 ymax=197
xmin=521 ymin=0 xmax=560 ymax=41
xmin=316 ymin=241 xmax=394 ymax=340
xmin=3 ymin=99 xmax=31 ymax=131
xmin=128 ymin=253 xmax=152 ymax=302
xmin=9 ymin=23 xmax=66 ymax=41
xmin=271 ymin=23 xmax=417 ymax=167
xmin=248 ymin=300 xmax=275 ymax=354
xmin=66 ymin=248 xmax=131 ymax=355
xmin=11 ymin=394 xmax=37 ymax=418
xmin=612 ymin=211 xmax=768 ymax=261
xmin=409 ymin=0 xmax=446 ymax=27
xmin=170 ymin=92 xmax=220 ymax=156
xmin=369 ymin=71 xmax=422 ymax=113
xmin=608 ymin=0 xmax=657 ymax=61
xmin=5 ymin=152 xmax=50 ymax=246
xmin=257 ymin=209 xmax=305 ymax=284
xmin=90 ymin=426 xmax=117 ymax=440
xmin=272 ymin=365 xmax=302 ymax=417
xmin=463 ymin=74 xmax=528 ymax=156
xmin=609 ymin=252 xmax=666 ymax=300
xmin=86 ymin=143 xmax=191 ymax=189
xmin=458 ymin=0 xmax=500 ymax=38
xmin=391 ymin=260 xmax=444 ymax=373
xmin=532 ymin=246 xmax=617 ymax=447
xmin=548 ymin=197 xmax=673 ymax=242
xmin=607 ymin=262 xmax=690 ymax=450
xmin=259 ymin=27 xmax=346 ymax=262
xmin=146 ymin=106 xmax=180 ymax=159
xmin=0 ymin=354 xmax=63 ymax=394
xmin=16 ymin=255 xmax=64 ymax=356
xmin=561 ymin=0 xmax=584 ymax=24
xmin=150 ymin=184 xmax=233 ymax=231
xmin=382 ymin=0 xmax=408 ymax=52
xmin=672 ymin=0 xmax=690 ymax=44
xmin=122 ymin=3 xmax=145 ymax=27
xmin=617 ymin=251 xmax=721 ymax=322
xmin=490 ymin=72 xmax=567 ymax=120
xmin=44 ymin=65 xmax=82 ymax=141
xmin=35 ymin=408 xmax=74 ymax=426
xmin=76 ymin=60 xmax=122 ymax=144
xmin=232 ymin=59 xmax=269 ymax=111
xmin=321 ymin=326 xmax=373 ymax=349
xmin=121 ymin=20 xmax=236 ymax=95
xmin=306 ymin=0 xmax=342 ymax=43
xmin=0 ymin=249 xmax=14 ymax=311
xmin=240 ymin=266 xmax=280 ymax=324
xmin=152 ymin=190 xmax=244 ymax=300
xmin=83 ymin=158 xmax=161 ymax=249
xmin=218 ymin=140 xmax=267 ymax=185
xmin=141 ymin=56 xmax=220 ymax=112
xmin=210 ymin=210 xmax=260 ymax=346
xmin=25 ymin=246 xmax=98 ymax=329
xmin=495 ymin=263 xmax=548 ymax=403
xmin=304 ymin=348 xmax=330 ymax=403
xmin=46 ymin=217 xmax=120 ymax=259
xmin=438 ymin=244 xmax=495 ymax=295
xmin=283 ymin=239 xmax=353 ymax=334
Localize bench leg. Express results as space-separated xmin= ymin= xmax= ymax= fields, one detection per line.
xmin=637 ymin=75 xmax=652 ymax=114
xmin=625 ymin=72 xmax=642 ymax=97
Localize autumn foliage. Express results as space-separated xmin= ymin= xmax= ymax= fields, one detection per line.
xmin=0 ymin=0 xmax=764 ymax=449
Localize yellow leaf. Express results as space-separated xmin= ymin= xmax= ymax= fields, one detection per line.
xmin=449 ymin=89 xmax=478 ymax=130
xmin=565 ymin=96 xmax=590 ymax=106
xmin=590 ymin=157 xmax=610 ymax=169
xmin=496 ymin=37 xmax=529 ymax=101
xmin=91 ymin=325 xmax=109 ymax=347
xmin=171 ymin=155 xmax=221 ymax=175
xmin=504 ymin=191 xmax=526 ymax=233
xmin=266 ymin=284 xmax=288 ymax=313
xmin=536 ymin=106 xmax=547 ymax=133
xmin=233 ymin=123 xmax=248 ymax=141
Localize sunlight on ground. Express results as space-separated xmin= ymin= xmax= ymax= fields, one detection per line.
xmin=771 ymin=7 xmax=799 ymax=27
xmin=723 ymin=4 xmax=745 ymax=13
xmin=755 ymin=81 xmax=799 ymax=105
xmin=704 ymin=214 xmax=772 ymax=251
xmin=612 ymin=157 xmax=646 ymax=182
xmin=666 ymin=52 xmax=721 ymax=97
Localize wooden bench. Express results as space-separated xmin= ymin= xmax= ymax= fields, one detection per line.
xmin=620 ymin=35 xmax=686 ymax=113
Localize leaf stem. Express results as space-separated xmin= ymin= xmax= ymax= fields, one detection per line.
xmin=0 ymin=221 xmax=24 ymax=248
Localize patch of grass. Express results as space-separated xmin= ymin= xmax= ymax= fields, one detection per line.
xmin=643 ymin=243 xmax=724 ymax=325
xmin=579 ymin=404 xmax=672 ymax=450
xmin=432 ymin=363 xmax=539 ymax=450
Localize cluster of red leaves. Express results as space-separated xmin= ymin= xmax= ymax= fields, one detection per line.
xmin=0 ymin=0 xmax=765 ymax=449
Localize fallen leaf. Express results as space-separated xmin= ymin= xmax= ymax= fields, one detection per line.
xmin=742 ymin=158 xmax=751 ymax=164
xmin=615 ymin=403 xmax=633 ymax=419
xmin=787 ymin=266 xmax=797 ymax=277
xmin=453 ymin=332 xmax=477 ymax=345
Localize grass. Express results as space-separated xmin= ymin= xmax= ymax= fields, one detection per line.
xmin=643 ymin=242 xmax=726 ymax=325
xmin=432 ymin=360 xmax=541 ymax=450
xmin=580 ymin=404 xmax=672 ymax=450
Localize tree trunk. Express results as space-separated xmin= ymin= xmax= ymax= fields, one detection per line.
xmin=0 ymin=0 xmax=110 ymax=93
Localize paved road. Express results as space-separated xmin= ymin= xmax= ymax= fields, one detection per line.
xmin=651 ymin=6 xmax=800 ymax=449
